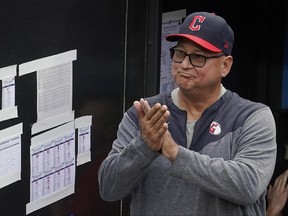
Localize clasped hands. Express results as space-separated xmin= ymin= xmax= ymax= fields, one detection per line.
xmin=134 ymin=98 xmax=179 ymax=161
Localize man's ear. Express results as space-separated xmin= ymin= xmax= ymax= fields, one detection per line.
xmin=221 ymin=56 xmax=233 ymax=78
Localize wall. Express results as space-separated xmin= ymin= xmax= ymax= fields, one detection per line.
xmin=0 ymin=0 xmax=125 ymax=215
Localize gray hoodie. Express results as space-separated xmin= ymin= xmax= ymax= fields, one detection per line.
xmin=98 ymin=90 xmax=277 ymax=216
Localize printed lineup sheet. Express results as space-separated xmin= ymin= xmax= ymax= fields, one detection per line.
xmin=26 ymin=121 xmax=75 ymax=215
xmin=0 ymin=123 xmax=23 ymax=189
xmin=18 ymin=50 xmax=77 ymax=135
xmin=0 ymin=65 xmax=18 ymax=122
xmin=160 ymin=9 xmax=186 ymax=93
xmin=75 ymin=115 xmax=92 ymax=166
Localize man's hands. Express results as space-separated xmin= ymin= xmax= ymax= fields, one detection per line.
xmin=267 ymin=169 xmax=288 ymax=216
xmin=133 ymin=98 xmax=169 ymax=152
xmin=134 ymin=98 xmax=179 ymax=160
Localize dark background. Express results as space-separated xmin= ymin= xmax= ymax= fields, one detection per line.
xmin=0 ymin=0 xmax=125 ymax=215
xmin=0 ymin=0 xmax=287 ymax=215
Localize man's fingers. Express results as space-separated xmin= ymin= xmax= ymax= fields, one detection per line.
xmin=274 ymin=170 xmax=288 ymax=189
xmin=134 ymin=100 xmax=145 ymax=119
xmin=139 ymin=98 xmax=151 ymax=114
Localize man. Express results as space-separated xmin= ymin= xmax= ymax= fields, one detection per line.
xmin=98 ymin=11 xmax=277 ymax=216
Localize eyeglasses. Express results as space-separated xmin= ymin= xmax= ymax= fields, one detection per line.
xmin=169 ymin=46 xmax=226 ymax=68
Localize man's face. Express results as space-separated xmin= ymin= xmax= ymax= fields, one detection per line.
xmin=171 ymin=38 xmax=226 ymax=93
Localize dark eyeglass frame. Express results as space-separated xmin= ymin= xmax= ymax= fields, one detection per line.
xmin=169 ymin=46 xmax=226 ymax=68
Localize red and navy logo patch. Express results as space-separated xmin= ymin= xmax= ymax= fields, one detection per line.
xmin=209 ymin=121 xmax=221 ymax=135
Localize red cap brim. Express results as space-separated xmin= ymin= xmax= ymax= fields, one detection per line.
xmin=166 ymin=34 xmax=221 ymax=53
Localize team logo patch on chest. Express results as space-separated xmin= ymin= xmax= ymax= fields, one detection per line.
xmin=209 ymin=121 xmax=221 ymax=135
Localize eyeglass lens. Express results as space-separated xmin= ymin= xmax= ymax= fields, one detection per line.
xmin=170 ymin=49 xmax=206 ymax=67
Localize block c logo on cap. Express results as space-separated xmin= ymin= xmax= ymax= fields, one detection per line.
xmin=189 ymin=15 xmax=206 ymax=31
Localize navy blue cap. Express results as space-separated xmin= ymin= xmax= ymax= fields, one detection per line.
xmin=166 ymin=12 xmax=234 ymax=55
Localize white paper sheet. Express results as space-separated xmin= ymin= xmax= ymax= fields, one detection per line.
xmin=18 ymin=50 xmax=77 ymax=134
xmin=37 ymin=62 xmax=73 ymax=121
xmin=27 ymin=121 xmax=75 ymax=214
xmin=75 ymin=115 xmax=92 ymax=166
xmin=0 ymin=123 xmax=23 ymax=189
xmin=0 ymin=65 xmax=18 ymax=121
xmin=2 ymin=76 xmax=15 ymax=109
xmin=160 ymin=9 xmax=186 ymax=93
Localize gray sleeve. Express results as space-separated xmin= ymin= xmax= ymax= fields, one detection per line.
xmin=170 ymin=107 xmax=277 ymax=205
xmin=98 ymin=112 xmax=160 ymax=201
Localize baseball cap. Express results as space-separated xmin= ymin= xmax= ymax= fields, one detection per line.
xmin=166 ymin=12 xmax=234 ymax=55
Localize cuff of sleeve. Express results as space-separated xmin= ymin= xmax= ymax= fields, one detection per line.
xmin=132 ymin=131 xmax=160 ymax=162
xmin=170 ymin=146 xmax=190 ymax=178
